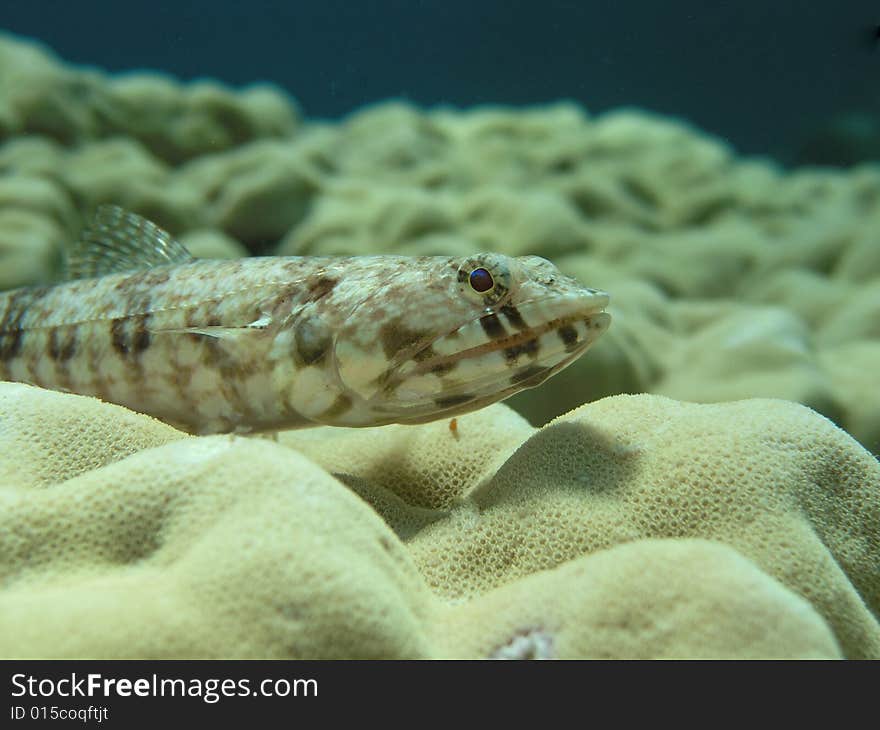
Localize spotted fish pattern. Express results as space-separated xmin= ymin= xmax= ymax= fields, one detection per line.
xmin=0 ymin=206 xmax=611 ymax=434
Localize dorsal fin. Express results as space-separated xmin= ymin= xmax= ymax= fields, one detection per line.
xmin=65 ymin=205 xmax=195 ymax=280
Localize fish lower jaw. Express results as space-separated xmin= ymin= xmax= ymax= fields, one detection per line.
xmin=418 ymin=307 xmax=610 ymax=375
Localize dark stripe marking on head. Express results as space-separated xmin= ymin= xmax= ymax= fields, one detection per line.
xmin=558 ymin=325 xmax=579 ymax=352
xmin=499 ymin=304 xmax=528 ymax=331
xmin=504 ymin=338 xmax=539 ymax=364
xmin=480 ymin=313 xmax=507 ymax=340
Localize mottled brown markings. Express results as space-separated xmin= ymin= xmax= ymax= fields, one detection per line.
xmin=107 ymin=277 xmax=156 ymax=361
xmin=213 ymin=351 xmax=263 ymax=380
xmin=320 ymin=394 xmax=353 ymax=421
xmin=109 ymin=318 xmax=126 ymax=355
xmin=430 ymin=360 xmax=457 ymax=376
xmin=166 ymin=318 xmax=191 ymax=405
xmin=184 ymin=306 xmax=201 ymax=327
xmin=110 ymin=280 xmax=156 ymax=320
xmin=48 ymin=327 xmax=78 ymax=362
xmin=413 ymin=344 xmax=436 ymax=362
xmin=138 ymin=269 xmax=172 ymax=287
xmin=304 ymin=276 xmax=338 ymax=303
xmin=499 ymin=304 xmax=528 ymax=331
xmin=503 ymin=338 xmax=540 ymax=364
xmin=434 ymin=393 xmax=474 ymax=409
xmin=191 ymin=331 xmax=262 ymax=423
xmin=293 ymin=318 xmax=332 ymax=367
xmin=401 ymin=342 xmax=458 ymax=374
xmin=558 ymin=324 xmax=580 ymax=352
xmin=218 ymin=371 xmax=258 ymax=424
xmin=132 ymin=315 xmax=151 ymax=354
xmin=173 ymin=363 xmax=194 ymax=389
xmin=0 ymin=287 xmax=48 ymax=361
xmin=179 ymin=307 xmax=204 ymax=347
xmin=366 ymin=305 xmax=389 ymax=323
xmin=0 ymin=328 xmax=23 ymax=362
xmin=238 ymin=357 xmax=265 ymax=380
xmin=110 ymin=315 xmax=152 ymax=357
xmin=379 ymin=320 xmax=432 ymax=361
xmin=509 ymin=365 xmax=547 ymax=385
xmin=114 ymin=268 xmax=171 ymax=291
xmin=83 ymin=335 xmax=108 ymax=401
xmin=199 ymin=335 xmax=226 ymax=368
xmin=479 ymin=313 xmax=507 ymax=341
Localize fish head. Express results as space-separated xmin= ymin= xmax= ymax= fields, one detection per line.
xmin=325 ymin=252 xmax=610 ymax=426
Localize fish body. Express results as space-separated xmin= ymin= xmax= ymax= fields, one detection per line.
xmin=0 ymin=207 xmax=610 ymax=434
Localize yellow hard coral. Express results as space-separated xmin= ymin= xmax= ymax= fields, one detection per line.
xmin=436 ymin=539 xmax=841 ymax=659
xmin=403 ymin=394 xmax=880 ymax=658
xmin=278 ymin=403 xmax=533 ymax=510
xmin=0 ymin=383 xmax=877 ymax=658
xmin=0 ymin=383 xmax=184 ymax=489
xmin=0 ymin=423 xmax=432 ymax=659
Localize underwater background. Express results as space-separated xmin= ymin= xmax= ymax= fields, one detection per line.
xmin=4 ymin=0 xmax=880 ymax=165
xmin=0 ymin=2 xmax=879 ymax=660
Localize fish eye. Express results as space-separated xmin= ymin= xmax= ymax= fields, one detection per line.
xmin=469 ymin=267 xmax=494 ymax=293
xmin=457 ymin=254 xmax=513 ymax=307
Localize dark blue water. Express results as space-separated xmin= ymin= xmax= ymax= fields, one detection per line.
xmin=4 ymin=0 xmax=879 ymax=164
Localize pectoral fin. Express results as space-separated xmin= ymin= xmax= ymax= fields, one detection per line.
xmin=150 ymin=315 xmax=273 ymax=339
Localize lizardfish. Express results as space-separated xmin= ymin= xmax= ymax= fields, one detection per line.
xmin=0 ymin=206 xmax=610 ymax=434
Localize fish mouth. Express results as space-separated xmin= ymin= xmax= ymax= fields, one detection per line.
xmin=421 ymin=300 xmax=608 ymax=377
xmin=370 ymin=291 xmax=610 ymax=421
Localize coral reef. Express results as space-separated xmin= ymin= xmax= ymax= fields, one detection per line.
xmin=1 ymin=32 xmax=879 ymax=658
xmin=2 ymin=383 xmax=875 ymax=658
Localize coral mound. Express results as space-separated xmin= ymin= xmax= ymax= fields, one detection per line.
xmin=0 ymin=383 xmax=876 ymax=658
